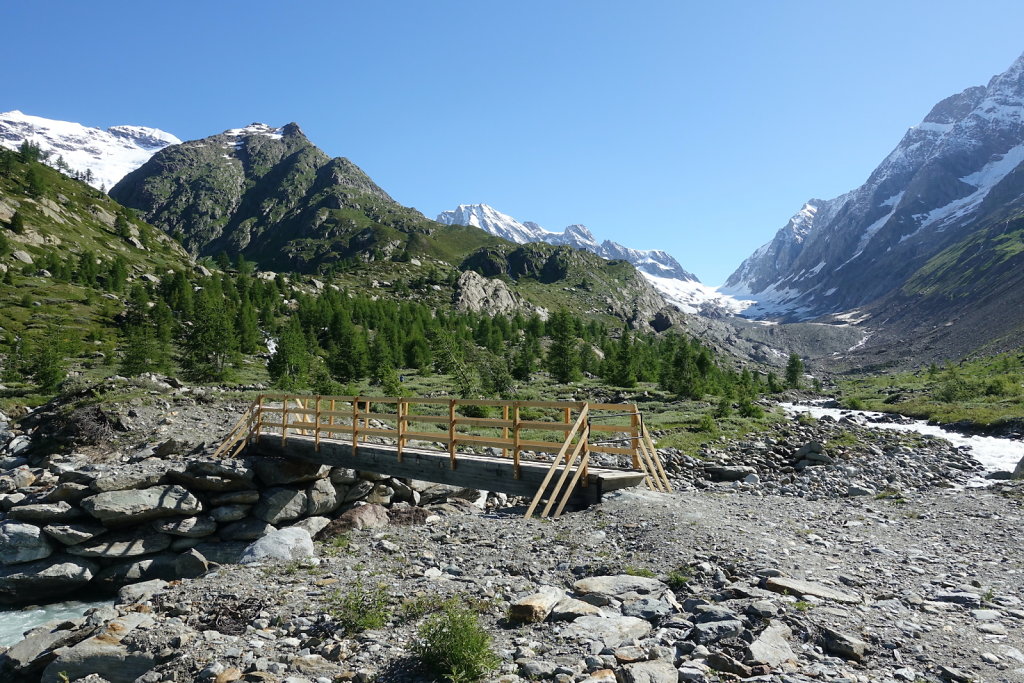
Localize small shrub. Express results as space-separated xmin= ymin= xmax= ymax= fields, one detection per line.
xmin=697 ymin=413 xmax=717 ymax=434
xmin=623 ymin=565 xmax=656 ymax=578
xmin=414 ymin=605 xmax=500 ymax=682
xmin=844 ymin=396 xmax=866 ymax=410
xmin=738 ymin=399 xmax=764 ymax=419
xmin=329 ymin=579 xmax=390 ymax=635
xmin=665 ymin=567 xmax=692 ymax=590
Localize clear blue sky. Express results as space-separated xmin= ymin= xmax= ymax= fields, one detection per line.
xmin=3 ymin=1 xmax=1023 ymax=284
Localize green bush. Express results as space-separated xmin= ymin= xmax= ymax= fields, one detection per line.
xmin=697 ymin=413 xmax=717 ymax=434
xmin=414 ymin=604 xmax=500 ymax=682
xmin=328 ymin=580 xmax=390 ymax=635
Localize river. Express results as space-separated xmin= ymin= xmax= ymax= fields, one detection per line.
xmin=0 ymin=598 xmax=113 ymax=647
xmin=781 ymin=402 xmax=1024 ymax=476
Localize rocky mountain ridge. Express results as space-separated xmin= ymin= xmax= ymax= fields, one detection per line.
xmin=437 ymin=203 xmax=696 ymax=281
xmin=437 ymin=203 xmax=751 ymax=316
xmin=724 ymin=52 xmax=1024 ymax=324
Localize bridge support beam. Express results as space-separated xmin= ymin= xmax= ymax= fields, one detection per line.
xmin=249 ymin=434 xmax=644 ymax=508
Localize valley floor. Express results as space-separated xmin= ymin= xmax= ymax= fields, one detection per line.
xmin=8 ymin=482 xmax=1024 ymax=683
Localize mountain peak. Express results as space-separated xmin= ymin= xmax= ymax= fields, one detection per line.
xmin=725 ymin=50 xmax=1024 ymax=322
xmin=0 ymin=110 xmax=180 ymax=189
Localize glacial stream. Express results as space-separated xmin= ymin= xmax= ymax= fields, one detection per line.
xmin=0 ymin=598 xmax=113 ymax=647
xmin=781 ymin=402 xmax=1024 ymax=476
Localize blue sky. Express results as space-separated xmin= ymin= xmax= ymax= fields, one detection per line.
xmin=3 ymin=1 xmax=1024 ymax=284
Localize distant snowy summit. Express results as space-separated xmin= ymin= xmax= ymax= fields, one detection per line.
xmin=437 ymin=203 xmax=696 ymax=280
xmin=437 ymin=203 xmax=750 ymax=314
xmin=0 ymin=110 xmax=180 ymax=190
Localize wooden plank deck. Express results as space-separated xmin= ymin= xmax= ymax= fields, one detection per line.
xmin=250 ymin=433 xmax=646 ymax=507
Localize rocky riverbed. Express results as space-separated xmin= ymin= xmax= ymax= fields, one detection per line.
xmin=1 ymin=380 xmax=1022 ymax=682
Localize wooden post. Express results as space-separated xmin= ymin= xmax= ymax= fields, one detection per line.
xmin=352 ymin=397 xmax=360 ymax=456
xmin=330 ymin=398 xmax=336 ymax=433
xmin=281 ymin=397 xmax=290 ymax=446
xmin=254 ymin=394 xmax=265 ymax=442
xmin=448 ymin=399 xmax=457 ymax=470
xmin=630 ymin=408 xmax=641 ymax=470
xmin=580 ymin=419 xmax=590 ymax=486
xmin=314 ymin=395 xmax=322 ymax=452
xmin=396 ymin=398 xmax=405 ymax=462
xmin=513 ymin=404 xmax=521 ymax=479
xmin=502 ymin=404 xmax=509 ymax=459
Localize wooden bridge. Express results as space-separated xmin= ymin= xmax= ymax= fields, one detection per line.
xmin=215 ymin=394 xmax=671 ymax=518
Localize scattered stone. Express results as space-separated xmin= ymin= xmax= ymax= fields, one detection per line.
xmin=763 ymin=576 xmax=861 ymax=603
xmin=239 ymin=527 xmax=315 ymax=564
xmin=509 ymin=586 xmax=564 ymax=623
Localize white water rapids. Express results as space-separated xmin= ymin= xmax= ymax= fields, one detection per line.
xmin=0 ymin=598 xmax=113 ymax=646
xmin=781 ymin=403 xmax=1024 ymax=475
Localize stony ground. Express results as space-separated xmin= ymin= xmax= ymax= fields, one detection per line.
xmin=7 ymin=482 xmax=1022 ymax=683
xmin=3 ymin=379 xmax=1024 ymax=682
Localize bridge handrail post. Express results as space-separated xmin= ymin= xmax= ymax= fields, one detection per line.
xmin=513 ymin=404 xmax=521 ymax=479
xmin=254 ymin=394 xmax=265 ymax=443
xmin=448 ymin=399 xmax=457 ymax=470
xmin=281 ymin=397 xmax=290 ymax=446
xmin=502 ymin=404 xmax=509 ymax=460
xmin=397 ymin=398 xmax=406 ymax=462
xmin=352 ymin=397 xmax=360 ymax=456
xmin=315 ymin=395 xmax=322 ymax=452
xmin=630 ymin=407 xmax=641 ymax=470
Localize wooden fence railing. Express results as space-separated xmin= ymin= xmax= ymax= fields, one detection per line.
xmin=213 ymin=393 xmax=671 ymax=515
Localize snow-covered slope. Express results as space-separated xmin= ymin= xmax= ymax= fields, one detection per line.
xmin=437 ymin=203 xmax=749 ymax=314
xmin=0 ymin=110 xmax=180 ymax=190
xmin=724 ymin=51 xmax=1024 ymax=320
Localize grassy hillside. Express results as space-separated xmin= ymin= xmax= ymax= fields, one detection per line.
xmin=838 ymin=351 xmax=1024 ymax=428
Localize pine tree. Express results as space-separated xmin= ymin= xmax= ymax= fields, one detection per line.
xmin=268 ymin=318 xmax=310 ymax=389
xmin=119 ymin=324 xmax=162 ymax=376
xmin=115 ymin=214 xmax=132 ymax=241
xmin=8 ymin=210 xmax=25 ymax=235
xmin=182 ymin=289 xmax=238 ymax=381
xmin=785 ymin=353 xmax=804 ymax=389
xmin=26 ymin=165 xmax=47 ymax=197
xmin=237 ymin=300 xmax=261 ymax=354
xmin=545 ymin=309 xmax=580 ymax=384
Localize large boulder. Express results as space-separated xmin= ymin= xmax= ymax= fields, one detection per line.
xmin=152 ymin=515 xmax=217 ymax=538
xmin=8 ymin=501 xmax=84 ymax=523
xmin=167 ymin=459 xmax=256 ymax=492
xmin=0 ymin=520 xmax=54 ymax=565
xmin=80 ymin=485 xmax=202 ymax=526
xmin=315 ymin=504 xmax=389 ymax=539
xmin=239 ymin=527 xmax=315 ymax=564
xmin=43 ymin=521 xmax=108 ymax=546
xmin=0 ymin=555 xmax=98 ymax=605
xmin=306 ymin=477 xmax=343 ymax=516
xmin=573 ymin=575 xmax=670 ymax=604
xmin=253 ymin=487 xmax=307 ymax=524
xmin=562 ymin=615 xmax=652 ymax=649
xmin=42 ymin=612 xmax=157 ymax=683
xmin=66 ymin=530 xmax=172 ymax=559
xmin=95 ymin=554 xmax=179 ymax=586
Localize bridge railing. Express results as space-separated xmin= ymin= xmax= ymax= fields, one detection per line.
xmin=216 ymin=393 xmax=671 ymax=495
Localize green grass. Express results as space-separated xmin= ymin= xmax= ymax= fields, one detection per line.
xmin=838 ymin=351 xmax=1024 ymax=428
